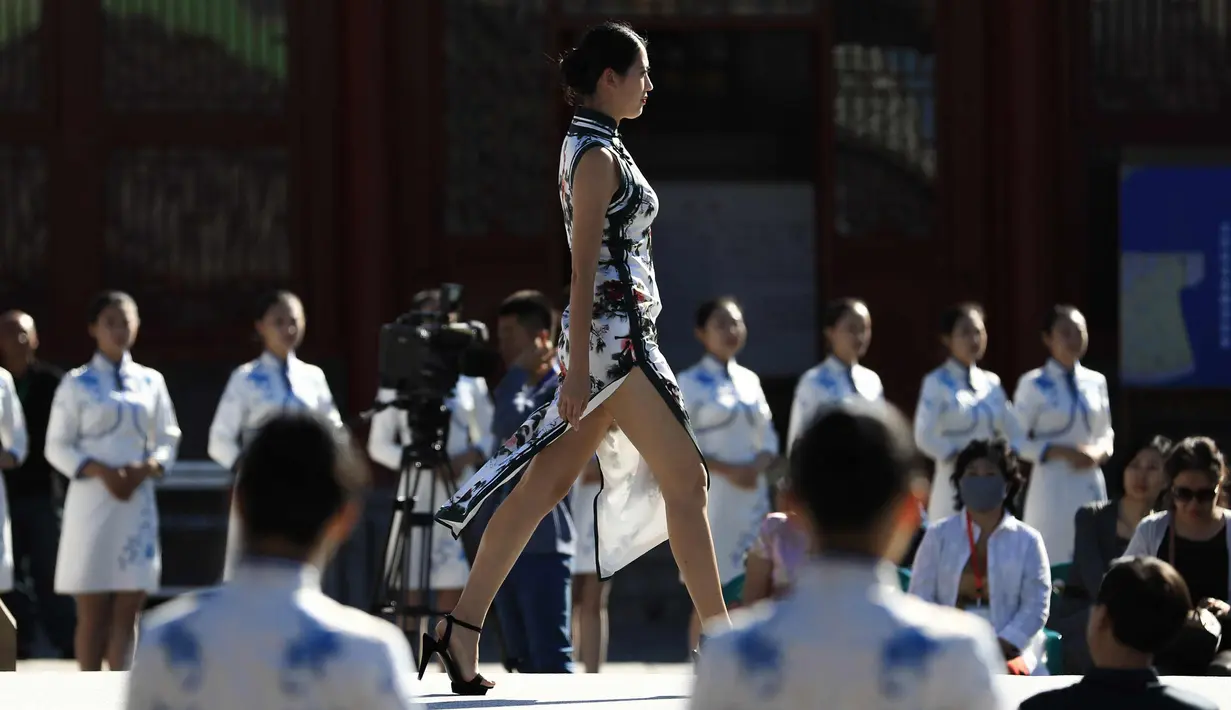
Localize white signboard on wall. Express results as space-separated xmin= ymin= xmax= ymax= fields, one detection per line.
xmin=651 ymin=182 xmax=817 ymax=377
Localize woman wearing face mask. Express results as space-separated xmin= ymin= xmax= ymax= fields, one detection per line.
xmin=46 ymin=291 xmax=182 ymax=671
xmin=676 ymin=296 xmax=780 ymax=649
xmin=1125 ymin=436 xmax=1231 ymax=675
xmin=209 ymin=290 xmax=344 ymax=580
xmin=1049 ymin=435 xmax=1172 ymax=673
xmin=908 ymin=438 xmax=1052 ymax=675
xmin=1013 ymin=304 xmax=1114 ymax=565
xmin=787 ymin=298 xmax=882 ymax=454
xmin=915 ymin=303 xmax=1023 ymax=521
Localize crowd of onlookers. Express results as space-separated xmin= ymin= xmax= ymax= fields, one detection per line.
xmin=2 ymin=288 xmax=1231 ymax=688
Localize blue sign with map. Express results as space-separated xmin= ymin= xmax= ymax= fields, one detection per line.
xmin=1120 ymin=166 xmax=1231 ymax=388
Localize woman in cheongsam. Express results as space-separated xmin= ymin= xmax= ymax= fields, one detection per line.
xmin=915 ymin=302 xmax=1023 ymax=521
xmin=677 ymin=296 xmax=779 ymax=649
xmin=208 ymin=290 xmax=344 ymax=580
xmin=46 ymin=291 xmax=181 ymax=671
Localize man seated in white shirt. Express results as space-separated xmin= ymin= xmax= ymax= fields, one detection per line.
xmin=124 ymin=411 xmax=421 ymax=710
xmin=690 ymin=400 xmax=1009 ymax=710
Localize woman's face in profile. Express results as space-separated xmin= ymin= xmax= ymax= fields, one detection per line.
xmin=610 ymin=45 xmax=652 ymax=120
xmin=1122 ymin=448 xmax=1167 ymax=503
xmin=944 ymin=310 xmax=986 ymax=365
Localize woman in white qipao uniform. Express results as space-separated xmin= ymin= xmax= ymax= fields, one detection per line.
xmin=0 ymin=366 xmax=28 ymax=594
xmin=45 ymin=291 xmax=181 ymax=671
xmin=1013 ymin=305 xmax=1114 ymax=565
xmin=787 ymin=298 xmax=883 ymax=453
xmin=678 ymin=296 xmax=779 ymax=649
xmin=208 ymin=291 xmax=344 ymax=580
xmin=428 ymin=23 xmax=729 ymax=695
xmin=915 ymin=303 xmax=1023 ymax=521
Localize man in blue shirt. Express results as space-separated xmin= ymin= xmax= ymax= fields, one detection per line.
xmin=476 ymin=290 xmax=575 ymax=673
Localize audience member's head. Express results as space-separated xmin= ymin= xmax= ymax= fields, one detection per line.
xmin=235 ymin=412 xmax=369 ymax=567
xmin=787 ymin=400 xmax=920 ymax=561
xmin=1087 ymin=556 xmax=1192 ymax=666
xmin=496 ymin=290 xmax=555 ymax=368
xmin=949 ymin=437 xmax=1023 ymax=517
xmin=1164 ymin=436 xmax=1227 ymax=523
xmin=1122 ymin=435 xmax=1172 ymax=508
xmin=0 ymin=310 xmax=37 ymax=366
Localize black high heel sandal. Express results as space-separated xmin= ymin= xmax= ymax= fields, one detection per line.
xmin=417 ymin=614 xmax=492 ymax=696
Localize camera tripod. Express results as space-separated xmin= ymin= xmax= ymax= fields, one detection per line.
xmin=368 ymin=393 xmax=516 ymax=671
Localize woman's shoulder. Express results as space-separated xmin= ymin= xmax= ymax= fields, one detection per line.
xmin=1076 ymin=499 xmax=1116 ymax=521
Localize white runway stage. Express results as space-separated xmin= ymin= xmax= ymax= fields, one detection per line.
xmin=3 ymin=670 xmax=1231 ymax=709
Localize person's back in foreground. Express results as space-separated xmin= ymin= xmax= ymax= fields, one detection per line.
xmin=1019 ymin=556 xmax=1217 ymax=710
xmin=690 ymin=401 xmax=1008 ymax=710
xmin=124 ymin=411 xmax=421 ymax=710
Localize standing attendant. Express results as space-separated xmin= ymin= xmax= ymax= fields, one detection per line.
xmin=0 ymin=311 xmax=76 ymax=659
xmin=915 ymin=303 xmax=1023 ymax=521
xmin=0 ymin=363 xmax=27 ymax=596
xmin=1014 ymin=305 xmax=1114 ymax=565
xmin=431 ymin=22 xmax=729 ymax=695
xmin=787 ymin=298 xmax=882 ymax=453
xmin=45 ymin=291 xmax=182 ymax=671
xmin=678 ymin=296 xmax=779 ymax=649
xmin=208 ymin=291 xmax=343 ymax=581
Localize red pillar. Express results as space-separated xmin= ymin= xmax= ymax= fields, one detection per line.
xmin=340 ymin=0 xmax=392 ymax=417
xmin=999 ymin=0 xmax=1055 ymax=382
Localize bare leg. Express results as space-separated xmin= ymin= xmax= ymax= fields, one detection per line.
xmin=574 ymin=573 xmax=609 ymax=673
xmin=441 ymin=407 xmax=615 ymax=686
xmin=604 ymin=368 xmax=730 ymax=630
xmin=73 ymin=594 xmax=112 ymax=671
xmin=105 ymin=591 xmax=145 ymax=670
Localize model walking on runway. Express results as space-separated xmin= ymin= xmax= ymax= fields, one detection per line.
xmin=430 ymin=21 xmax=729 ymax=694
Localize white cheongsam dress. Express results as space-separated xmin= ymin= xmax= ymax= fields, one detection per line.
xmin=1013 ymin=359 xmax=1114 ymax=565
xmin=46 ymin=352 xmax=181 ymax=594
xmin=679 ymin=355 xmax=779 ymax=589
xmin=367 ymin=375 xmax=493 ymax=591
xmin=787 ymin=354 xmax=884 ymax=453
xmin=209 ymin=351 xmax=345 ymax=580
xmin=0 ymin=367 xmax=29 ymax=593
xmin=914 ymin=359 xmax=1025 ymax=521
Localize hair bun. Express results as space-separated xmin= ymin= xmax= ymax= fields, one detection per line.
xmin=559 ymin=47 xmax=585 ymax=90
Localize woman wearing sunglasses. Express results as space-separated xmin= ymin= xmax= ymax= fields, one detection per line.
xmin=1125 ymin=436 xmax=1231 ymax=674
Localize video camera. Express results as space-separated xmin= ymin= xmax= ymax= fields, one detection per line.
xmin=376 ymin=283 xmax=497 ymax=401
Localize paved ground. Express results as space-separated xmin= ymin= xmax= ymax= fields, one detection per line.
xmin=5 ymin=670 xmax=1231 ymax=710
xmin=16 ymin=658 xmax=693 ymax=674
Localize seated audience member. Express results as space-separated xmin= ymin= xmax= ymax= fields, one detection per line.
xmin=741 ymin=487 xmax=814 ymax=604
xmin=1019 ymin=556 xmax=1217 ymax=710
xmin=1051 ymin=436 xmax=1171 ymax=673
xmin=691 ymin=401 xmax=1008 ymax=710
xmin=1125 ymin=436 xmax=1231 ymax=676
xmin=124 ymin=412 xmax=421 ymax=710
xmin=908 ymin=438 xmax=1052 ymax=675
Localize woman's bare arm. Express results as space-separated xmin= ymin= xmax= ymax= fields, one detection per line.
xmin=566 ymin=147 xmax=619 ymax=375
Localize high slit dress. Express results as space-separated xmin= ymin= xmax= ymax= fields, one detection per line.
xmin=435 ymin=107 xmax=708 ymax=580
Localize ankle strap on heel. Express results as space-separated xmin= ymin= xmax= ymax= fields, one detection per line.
xmin=445 ymin=614 xmax=483 ymax=634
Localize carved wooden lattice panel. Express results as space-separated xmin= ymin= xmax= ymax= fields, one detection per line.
xmin=0 ymin=146 xmax=48 ymax=313
xmin=102 ymin=0 xmax=288 ymax=113
xmin=103 ymin=148 xmax=291 ymax=333
xmin=1091 ymin=0 xmax=1231 ymax=113
xmin=443 ymin=0 xmax=554 ymax=237
xmin=832 ymin=0 xmax=936 ymax=240
xmin=560 ymin=0 xmax=818 ymax=14
xmin=0 ymin=0 xmax=42 ymax=111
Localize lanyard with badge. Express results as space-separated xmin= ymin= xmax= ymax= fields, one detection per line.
xmin=965 ymin=512 xmax=986 ymax=607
